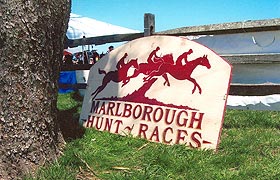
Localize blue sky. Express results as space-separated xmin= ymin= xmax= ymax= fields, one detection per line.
xmin=71 ymin=0 xmax=280 ymax=32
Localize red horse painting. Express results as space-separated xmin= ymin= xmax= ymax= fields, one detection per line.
xmin=127 ymin=47 xmax=174 ymax=82
xmin=144 ymin=55 xmax=211 ymax=94
xmin=91 ymin=53 xmax=139 ymax=100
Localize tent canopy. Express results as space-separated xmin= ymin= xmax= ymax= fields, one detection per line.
xmin=66 ymin=13 xmax=140 ymax=53
xmin=67 ymin=13 xmax=140 ymax=39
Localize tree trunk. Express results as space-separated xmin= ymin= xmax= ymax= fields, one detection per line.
xmin=0 ymin=0 xmax=71 ymax=179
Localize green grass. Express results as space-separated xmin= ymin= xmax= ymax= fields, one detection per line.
xmin=26 ymin=92 xmax=280 ymax=180
xmin=56 ymin=92 xmax=82 ymax=111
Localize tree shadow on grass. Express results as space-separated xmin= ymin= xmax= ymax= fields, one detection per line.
xmin=57 ymin=93 xmax=85 ymax=141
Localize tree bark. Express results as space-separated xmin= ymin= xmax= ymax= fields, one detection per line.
xmin=0 ymin=0 xmax=71 ymax=179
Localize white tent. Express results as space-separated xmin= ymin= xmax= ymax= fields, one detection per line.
xmin=67 ymin=13 xmax=140 ymax=39
xmin=66 ymin=13 xmax=140 ymax=53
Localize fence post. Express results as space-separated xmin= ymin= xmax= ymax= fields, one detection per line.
xmin=144 ymin=13 xmax=155 ymax=36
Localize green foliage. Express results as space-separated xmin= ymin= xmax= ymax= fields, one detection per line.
xmin=28 ymin=94 xmax=280 ymax=179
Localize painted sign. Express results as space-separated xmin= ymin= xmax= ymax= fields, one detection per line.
xmin=80 ymin=36 xmax=232 ymax=150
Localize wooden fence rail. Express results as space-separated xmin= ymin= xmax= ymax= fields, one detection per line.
xmin=156 ymin=18 xmax=280 ymax=36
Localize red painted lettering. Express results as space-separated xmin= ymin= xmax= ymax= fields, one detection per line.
xmin=141 ymin=106 xmax=153 ymax=121
xmin=188 ymin=112 xmax=204 ymax=129
xmin=104 ymin=118 xmax=113 ymax=131
xmin=164 ymin=109 xmax=176 ymax=125
xmin=133 ymin=105 xmax=142 ymax=119
xmin=149 ymin=126 xmax=160 ymax=142
xmin=98 ymin=102 xmax=106 ymax=114
xmin=114 ymin=120 xmax=123 ymax=133
xmin=176 ymin=110 xmax=188 ymax=127
xmin=90 ymin=101 xmax=100 ymax=113
xmin=138 ymin=123 xmax=148 ymax=139
xmin=190 ymin=131 xmax=202 ymax=148
xmin=86 ymin=115 xmax=94 ymax=127
xmin=115 ymin=103 xmax=122 ymax=116
xmin=122 ymin=103 xmax=132 ymax=117
xmin=153 ymin=107 xmax=163 ymax=123
xmin=95 ymin=117 xmax=103 ymax=130
xmin=162 ymin=127 xmax=173 ymax=144
xmin=175 ymin=129 xmax=188 ymax=144
xmin=107 ymin=102 xmax=115 ymax=115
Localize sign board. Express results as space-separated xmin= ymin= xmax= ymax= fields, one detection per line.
xmin=80 ymin=35 xmax=232 ymax=150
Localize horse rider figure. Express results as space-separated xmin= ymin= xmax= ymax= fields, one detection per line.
xmin=175 ymin=49 xmax=193 ymax=67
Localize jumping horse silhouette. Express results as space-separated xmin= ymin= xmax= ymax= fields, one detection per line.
xmin=91 ymin=54 xmax=139 ymax=100
xmin=128 ymin=53 xmax=174 ymax=81
xmin=144 ymin=55 xmax=211 ymax=94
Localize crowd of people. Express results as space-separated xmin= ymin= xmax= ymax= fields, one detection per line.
xmin=63 ymin=46 xmax=114 ymax=65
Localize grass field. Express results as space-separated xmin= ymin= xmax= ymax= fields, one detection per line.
xmin=26 ymin=92 xmax=280 ymax=180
